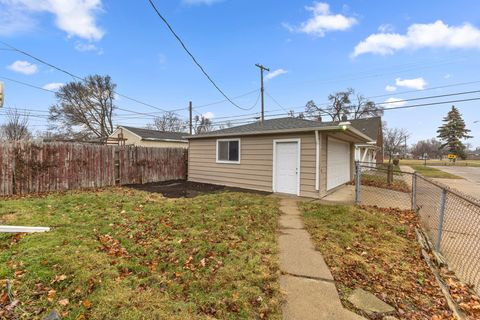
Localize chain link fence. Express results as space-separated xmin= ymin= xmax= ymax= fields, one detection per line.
xmin=355 ymin=162 xmax=480 ymax=294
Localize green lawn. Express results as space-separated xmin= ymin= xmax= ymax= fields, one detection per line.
xmin=300 ymin=203 xmax=453 ymax=319
xmin=0 ymin=189 xmax=281 ymax=320
xmin=409 ymin=165 xmax=463 ymax=179
xmin=396 ymin=159 xmax=480 ymax=167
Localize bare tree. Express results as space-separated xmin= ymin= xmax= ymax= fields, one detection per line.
xmin=305 ymin=88 xmax=382 ymax=121
xmin=383 ymin=126 xmax=410 ymax=163
xmin=0 ymin=109 xmax=32 ymax=141
xmin=217 ymin=120 xmax=233 ymax=130
xmin=147 ymin=111 xmax=187 ymax=132
xmin=411 ymin=138 xmax=443 ymax=159
xmin=193 ymin=115 xmax=213 ymax=134
xmin=49 ymin=75 xmax=116 ymax=140
xmin=350 ymin=92 xmax=383 ymax=119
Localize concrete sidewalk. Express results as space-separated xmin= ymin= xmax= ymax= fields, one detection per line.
xmin=278 ymin=198 xmax=365 ymax=320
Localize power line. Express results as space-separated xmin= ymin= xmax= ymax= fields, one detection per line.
xmin=0 ymin=75 xmax=262 ymax=122
xmin=265 ymin=90 xmax=288 ymax=112
xmin=0 ymin=76 xmax=56 ymax=93
xmin=367 ymin=80 xmax=480 ymax=100
xmin=146 ymin=0 xmax=255 ymax=111
xmin=193 ymin=89 xmax=259 ymax=110
xmin=0 ymin=75 xmax=170 ymax=118
xmin=191 ymin=89 xmax=480 ymax=124
xmin=377 ymin=90 xmax=480 ymax=105
xmin=0 ymin=40 xmax=180 ymax=114
xmin=206 ymin=80 xmax=480 ymax=123
xmin=380 ymin=97 xmax=480 ymax=111
xmin=280 ymin=54 xmax=472 ymax=89
xmin=208 ymin=96 xmax=480 ymax=127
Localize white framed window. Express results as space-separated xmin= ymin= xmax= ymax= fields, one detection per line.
xmin=216 ymin=139 xmax=241 ymax=164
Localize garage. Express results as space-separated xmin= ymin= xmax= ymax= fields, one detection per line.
xmin=186 ymin=117 xmax=371 ymax=198
xmin=327 ymin=138 xmax=351 ymax=190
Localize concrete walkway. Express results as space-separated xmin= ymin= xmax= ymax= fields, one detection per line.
xmin=278 ymin=198 xmax=365 ymax=320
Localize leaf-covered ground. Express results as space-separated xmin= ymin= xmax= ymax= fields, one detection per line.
xmin=301 ymin=203 xmax=454 ymax=319
xmin=0 ymin=188 xmax=281 ymax=319
xmin=359 ymin=173 xmax=410 ymax=193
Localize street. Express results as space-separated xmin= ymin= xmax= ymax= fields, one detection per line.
xmin=433 ymin=166 xmax=480 ymax=200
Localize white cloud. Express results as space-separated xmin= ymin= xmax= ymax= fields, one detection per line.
xmin=0 ymin=4 xmax=36 ymax=35
xmin=265 ymin=69 xmax=288 ymax=81
xmin=385 ymin=85 xmax=397 ymax=92
xmin=42 ymin=82 xmax=64 ymax=91
xmin=383 ymin=98 xmax=407 ymax=108
xmin=182 ymin=0 xmax=222 ymax=5
xmin=284 ymin=2 xmax=357 ymax=37
xmin=202 ymin=112 xmax=215 ymax=119
xmin=74 ymin=41 xmax=103 ymax=54
xmin=0 ymin=0 xmax=104 ymax=40
xmin=444 ymin=73 xmax=451 ymax=79
xmin=7 ymin=60 xmax=38 ymax=75
xmin=353 ymin=20 xmax=480 ymax=57
xmin=395 ymin=77 xmax=427 ymax=90
xmin=378 ymin=24 xmax=394 ymax=33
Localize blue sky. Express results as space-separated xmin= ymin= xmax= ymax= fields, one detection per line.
xmin=0 ymin=0 xmax=479 ymax=147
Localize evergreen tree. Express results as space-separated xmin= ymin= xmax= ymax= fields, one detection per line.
xmin=436 ymin=106 xmax=472 ymax=159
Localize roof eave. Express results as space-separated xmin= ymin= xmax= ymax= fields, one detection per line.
xmin=184 ymin=125 xmax=372 ymax=142
xmin=142 ymin=138 xmax=188 ymax=142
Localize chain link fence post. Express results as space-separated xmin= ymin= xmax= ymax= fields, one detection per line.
xmin=411 ymin=172 xmax=417 ymax=211
xmin=355 ymin=161 xmax=361 ymax=205
xmin=436 ymin=188 xmax=448 ymax=252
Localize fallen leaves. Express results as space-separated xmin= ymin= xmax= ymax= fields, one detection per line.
xmin=81 ymin=299 xmax=92 ymax=309
xmin=98 ymin=234 xmax=130 ymax=258
xmin=52 ymin=274 xmax=67 ymax=284
xmin=444 ymin=275 xmax=480 ymax=318
xmin=47 ymin=289 xmax=57 ymax=302
xmin=302 ymin=203 xmax=455 ymax=319
xmin=0 ymin=190 xmax=282 ymax=319
xmin=357 ymin=174 xmax=411 ymax=193
xmin=58 ymin=298 xmax=69 ymax=306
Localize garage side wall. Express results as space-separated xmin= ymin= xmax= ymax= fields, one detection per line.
xmin=188 ymin=132 xmax=318 ymax=198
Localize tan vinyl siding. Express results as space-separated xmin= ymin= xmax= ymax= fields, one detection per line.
xmin=111 ymin=129 xmax=188 ymax=148
xmin=319 ymin=133 xmax=328 ymax=197
xmin=188 ymin=132 xmax=319 ymax=198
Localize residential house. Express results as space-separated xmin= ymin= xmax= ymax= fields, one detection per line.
xmin=108 ymin=126 xmax=188 ymax=148
xmin=350 ymin=117 xmax=383 ymax=165
xmin=185 ymin=117 xmax=371 ymax=198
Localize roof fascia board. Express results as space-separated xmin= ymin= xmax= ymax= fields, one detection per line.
xmin=185 ymin=125 xmax=372 ymax=142
xmin=142 ymin=138 xmax=188 ymax=142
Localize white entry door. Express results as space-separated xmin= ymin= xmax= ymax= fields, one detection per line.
xmin=327 ymin=138 xmax=351 ymax=190
xmin=274 ymin=141 xmax=299 ymax=195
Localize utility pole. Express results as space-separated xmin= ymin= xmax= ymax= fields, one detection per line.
xmin=255 ymin=64 xmax=269 ymax=122
xmin=189 ymin=101 xmax=193 ymax=135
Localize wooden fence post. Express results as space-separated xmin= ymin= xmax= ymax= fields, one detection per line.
xmin=387 ymin=164 xmax=394 ymax=185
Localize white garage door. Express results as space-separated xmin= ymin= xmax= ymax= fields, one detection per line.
xmin=274 ymin=141 xmax=299 ymax=195
xmin=327 ymin=138 xmax=351 ymax=190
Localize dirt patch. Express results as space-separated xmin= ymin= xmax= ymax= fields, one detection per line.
xmin=126 ymin=180 xmax=271 ymax=198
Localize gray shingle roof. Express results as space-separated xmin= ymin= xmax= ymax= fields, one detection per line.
xmin=120 ymin=126 xmax=187 ymax=141
xmin=186 ymin=117 xmax=381 ymax=141
xmin=349 ymin=117 xmax=381 ymax=141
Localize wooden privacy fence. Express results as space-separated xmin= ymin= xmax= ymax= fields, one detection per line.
xmin=0 ymin=142 xmax=187 ymax=196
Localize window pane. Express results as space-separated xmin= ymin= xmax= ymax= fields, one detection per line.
xmin=229 ymin=141 xmax=239 ymax=161
xmin=218 ymin=141 xmax=229 ymax=161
